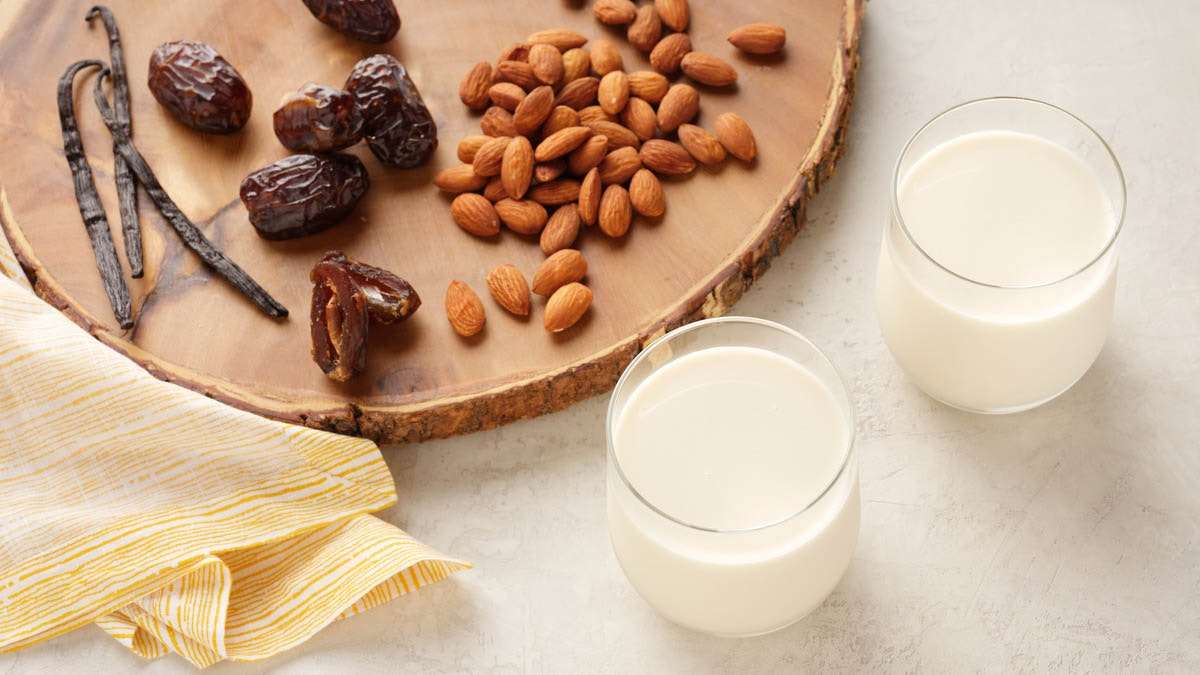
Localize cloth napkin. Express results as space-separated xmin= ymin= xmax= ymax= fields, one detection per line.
xmin=0 ymin=232 xmax=469 ymax=668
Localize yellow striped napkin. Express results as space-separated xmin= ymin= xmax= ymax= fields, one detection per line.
xmin=0 ymin=232 xmax=469 ymax=668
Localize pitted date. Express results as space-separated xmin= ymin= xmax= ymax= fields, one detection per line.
xmin=273 ymin=82 xmax=364 ymax=152
xmin=319 ymin=251 xmax=421 ymax=324
xmin=239 ymin=153 xmax=370 ymax=240
xmin=301 ymin=0 xmax=400 ymax=44
xmin=147 ymin=40 xmax=252 ymax=134
xmin=345 ymin=54 xmax=437 ymax=168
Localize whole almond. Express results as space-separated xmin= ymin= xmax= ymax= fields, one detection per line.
xmin=598 ymin=184 xmax=633 ymax=237
xmin=544 ymin=282 xmax=593 ymax=333
xmin=502 ymin=136 xmax=534 ymax=199
xmin=541 ymin=203 xmax=581 ymax=255
xmin=656 ymin=83 xmax=699 ymax=132
xmin=579 ymin=105 xmax=617 ymax=125
xmin=498 ymin=42 xmax=531 ymax=63
xmin=488 ymin=82 xmax=526 ymax=111
xmin=495 ymin=60 xmax=539 ymax=90
xmin=677 ymin=124 xmax=726 ymax=165
xmin=528 ymin=178 xmax=582 ymax=206
xmin=434 ymin=164 xmax=490 ymax=193
xmin=483 ymin=176 xmax=508 ymax=202
xmin=561 ymin=48 xmax=591 ymax=83
xmin=495 ymin=198 xmax=548 ymax=235
xmin=629 ymin=168 xmax=666 ymax=217
xmin=569 ymin=135 xmax=609 ymax=175
xmin=728 ymin=23 xmax=787 ymax=55
xmin=532 ymin=249 xmax=588 ymax=296
xmin=714 ymin=112 xmax=757 ymax=161
xmin=627 ymin=5 xmax=662 ymax=52
xmin=529 ymin=43 xmax=564 ymax=85
xmin=534 ymin=159 xmax=568 ymax=183
xmin=681 ymin=52 xmax=738 ymax=87
xmin=593 ymin=0 xmax=637 ymax=25
xmin=535 ymin=126 xmax=594 ymax=162
xmin=473 ymin=135 xmax=512 ymax=177
xmin=620 ymin=97 xmax=657 ymax=141
xmin=585 ymin=120 xmax=640 ymax=150
xmin=457 ymin=134 xmax=491 ymax=163
xmin=445 ymin=281 xmax=485 ymax=337
xmin=527 ymin=29 xmax=588 ymax=50
xmin=598 ymin=70 xmax=630 ymax=115
xmin=597 ymin=145 xmax=642 ymax=185
xmin=481 ymin=106 xmax=518 ymax=137
xmin=649 ymin=33 xmax=691 ymax=74
xmin=578 ymin=167 xmax=602 ymax=225
xmin=640 ymin=139 xmax=696 ymax=175
xmin=542 ymin=106 xmax=581 ymax=136
xmin=486 ymin=264 xmax=531 ymax=316
xmin=553 ymin=76 xmax=601 ymax=110
xmin=655 ymin=0 xmax=689 ymax=31
xmin=590 ymin=39 xmax=624 ymax=76
xmin=450 ymin=193 xmax=501 ymax=236
xmin=459 ymin=61 xmax=492 ymax=110
xmin=513 ymin=85 xmax=555 ymax=135
xmin=627 ymin=70 xmax=669 ymax=104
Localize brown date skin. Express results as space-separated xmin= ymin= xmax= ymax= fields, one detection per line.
xmin=239 ymin=153 xmax=370 ymax=240
xmin=311 ymin=257 xmax=369 ymax=382
xmin=301 ymin=0 xmax=400 ymax=44
xmin=319 ymin=251 xmax=420 ymax=324
xmin=273 ymin=82 xmax=364 ymax=152
xmin=147 ymin=40 xmax=252 ymax=134
xmin=345 ymin=54 xmax=438 ymax=168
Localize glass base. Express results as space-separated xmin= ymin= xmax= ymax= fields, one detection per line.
xmin=916 ymin=370 xmax=1088 ymax=415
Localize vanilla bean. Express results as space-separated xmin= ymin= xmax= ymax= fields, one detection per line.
xmin=85 ymin=6 xmax=142 ymax=277
xmin=58 ymin=60 xmax=132 ymax=329
xmin=93 ymin=69 xmax=288 ymax=318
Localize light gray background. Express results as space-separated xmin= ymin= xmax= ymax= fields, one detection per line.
xmin=6 ymin=0 xmax=1198 ymax=672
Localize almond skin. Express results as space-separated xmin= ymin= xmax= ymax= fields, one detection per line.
xmin=529 ymin=43 xmax=564 ymax=85
xmin=677 ymin=123 xmax=726 ymax=165
xmin=541 ymin=203 xmax=581 ymax=255
xmin=502 ymin=136 xmax=534 ymax=199
xmin=620 ymin=97 xmax=657 ymax=142
xmin=527 ymin=29 xmax=588 ymax=50
xmin=528 ymin=178 xmax=582 ymax=206
xmin=494 ymin=198 xmax=548 ymax=235
xmin=483 ymin=176 xmax=508 ymax=202
xmin=593 ymin=0 xmax=637 ymax=25
xmin=486 ymin=264 xmax=531 ymax=316
xmin=654 ymin=0 xmax=689 ymax=32
xmin=450 ymin=193 xmax=501 ymax=236
xmin=488 ymin=82 xmax=526 ymax=111
xmin=457 ymin=135 xmax=491 ymax=163
xmin=584 ymin=120 xmax=640 ymax=150
xmin=544 ymin=282 xmax=593 ymax=333
xmin=553 ymin=76 xmax=601 ymax=110
xmin=459 ymin=61 xmax=492 ymax=110
xmin=628 ymin=168 xmax=665 ymax=217
xmin=627 ymin=5 xmax=662 ymax=52
xmin=480 ymin=106 xmax=518 ymax=137
xmin=561 ymin=48 xmax=591 ymax=83
xmin=714 ymin=112 xmax=757 ymax=161
xmin=532 ymin=249 xmax=588 ymax=296
xmin=627 ymin=70 xmax=669 ymax=104
xmin=498 ymin=43 xmax=531 ymax=63
xmin=598 ymin=70 xmax=630 ymax=116
xmin=727 ymin=23 xmax=787 ymax=55
xmin=534 ymin=159 xmax=568 ymax=183
xmin=535 ymin=126 xmax=594 ymax=162
xmin=446 ymin=280 xmax=485 ymax=337
xmin=597 ymin=146 xmax=642 ymax=185
xmin=513 ymin=85 xmax=555 ymax=135
xmin=656 ymin=83 xmax=699 ymax=133
xmin=434 ymin=164 xmax=490 ymax=193
xmin=648 ymin=32 xmax=691 ymax=75
xmin=568 ymin=134 xmax=609 ymax=175
xmin=640 ymin=139 xmax=696 ymax=175
xmin=542 ymin=106 xmax=581 ymax=137
xmin=473 ymin=135 xmax=512 ymax=177
xmin=495 ymin=60 xmax=539 ymax=90
xmin=598 ymin=184 xmax=632 ymax=237
xmin=680 ymin=52 xmax=738 ymax=87
xmin=590 ymin=39 xmax=624 ymax=76
xmin=577 ymin=167 xmax=602 ymax=225
xmin=579 ymin=105 xmax=617 ymax=125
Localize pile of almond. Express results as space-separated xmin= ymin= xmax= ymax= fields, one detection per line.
xmin=434 ymin=0 xmax=786 ymax=337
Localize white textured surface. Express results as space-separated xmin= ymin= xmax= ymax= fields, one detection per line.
xmin=7 ymin=0 xmax=1200 ymax=672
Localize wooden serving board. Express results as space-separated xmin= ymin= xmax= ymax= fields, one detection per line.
xmin=0 ymin=0 xmax=863 ymax=444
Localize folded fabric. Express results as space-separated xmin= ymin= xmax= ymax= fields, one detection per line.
xmin=0 ymin=232 xmax=469 ymax=668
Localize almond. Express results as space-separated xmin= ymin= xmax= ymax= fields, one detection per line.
xmin=628 ymin=168 xmax=666 ymax=217
xmin=459 ymin=61 xmax=492 ymax=110
xmin=542 ymin=106 xmax=581 ymax=136
xmin=532 ymin=249 xmax=588 ymax=296
xmin=457 ymin=134 xmax=491 ymax=163
xmin=502 ymin=136 xmax=534 ymax=199
xmin=649 ymin=32 xmax=691 ymax=74
xmin=598 ymin=184 xmax=632 ymax=237
xmin=488 ymin=82 xmax=526 ymax=111
xmin=714 ymin=112 xmax=756 ymax=161
xmin=598 ymin=70 xmax=630 ymax=115
xmin=639 ymin=139 xmax=696 ymax=175
xmin=627 ymin=70 xmax=669 ymax=104
xmin=486 ymin=264 xmax=531 ymax=316
xmin=569 ymin=135 xmax=609 ymax=175
xmin=473 ymin=135 xmax=513 ymax=177
xmin=541 ymin=203 xmax=581 ymax=255
xmin=655 ymin=0 xmax=689 ymax=31
xmin=495 ymin=60 xmax=539 ymax=91
xmin=529 ymin=43 xmax=564 ymax=85
xmin=528 ymin=178 xmax=582 ymax=206
xmin=681 ymin=52 xmax=738 ymax=87
xmin=481 ymin=106 xmax=518 ymax=137
xmin=534 ymin=159 xmax=568 ymax=183
xmin=577 ymin=167 xmax=602 ymax=225
xmin=584 ymin=120 xmax=640 ymax=150
xmin=656 ymin=83 xmax=698 ymax=132
xmin=513 ymin=85 xmax=555 ymax=135
xmin=445 ymin=280 xmax=485 ymax=337
xmin=535 ymin=126 xmax=594 ymax=162
xmin=544 ymin=282 xmax=593 ymax=333
xmin=553 ymin=76 xmax=600 ymax=110
xmin=434 ymin=164 xmax=490 ymax=193
xmin=579 ymin=105 xmax=617 ymax=125
xmin=561 ymin=48 xmax=591 ymax=83
xmin=495 ymin=198 xmax=548 ymax=235
xmin=527 ymin=29 xmax=588 ymax=50
xmin=590 ymin=39 xmax=624 ymax=76
xmin=593 ymin=0 xmax=637 ymax=25
xmin=450 ymin=193 xmax=501 ymax=236
xmin=728 ymin=23 xmax=787 ymax=55
xmin=597 ymin=145 xmax=642 ymax=185
xmin=498 ymin=42 xmax=531 ymax=63
xmin=619 ymin=97 xmax=657 ymax=141
xmin=627 ymin=5 xmax=662 ymax=52
xmin=677 ymin=124 xmax=726 ymax=165
xmin=483 ymin=176 xmax=508 ymax=202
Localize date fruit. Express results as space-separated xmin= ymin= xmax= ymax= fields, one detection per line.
xmin=273 ymin=82 xmax=364 ymax=152
xmin=301 ymin=0 xmax=400 ymax=44
xmin=240 ymin=153 xmax=370 ymax=240
xmin=147 ymin=40 xmax=252 ymax=134
xmin=345 ymin=54 xmax=438 ymax=168
xmin=320 ymin=250 xmax=421 ymax=324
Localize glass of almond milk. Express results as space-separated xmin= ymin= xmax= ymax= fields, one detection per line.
xmin=877 ymin=97 xmax=1126 ymax=413
xmin=606 ymin=317 xmax=859 ymax=636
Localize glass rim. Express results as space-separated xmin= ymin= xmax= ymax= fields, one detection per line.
xmin=890 ymin=96 xmax=1127 ymax=290
xmin=605 ymin=316 xmax=856 ymax=534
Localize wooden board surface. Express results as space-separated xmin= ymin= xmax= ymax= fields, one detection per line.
xmin=0 ymin=0 xmax=863 ymax=444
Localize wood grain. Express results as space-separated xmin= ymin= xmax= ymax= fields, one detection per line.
xmin=0 ymin=0 xmax=864 ymax=444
